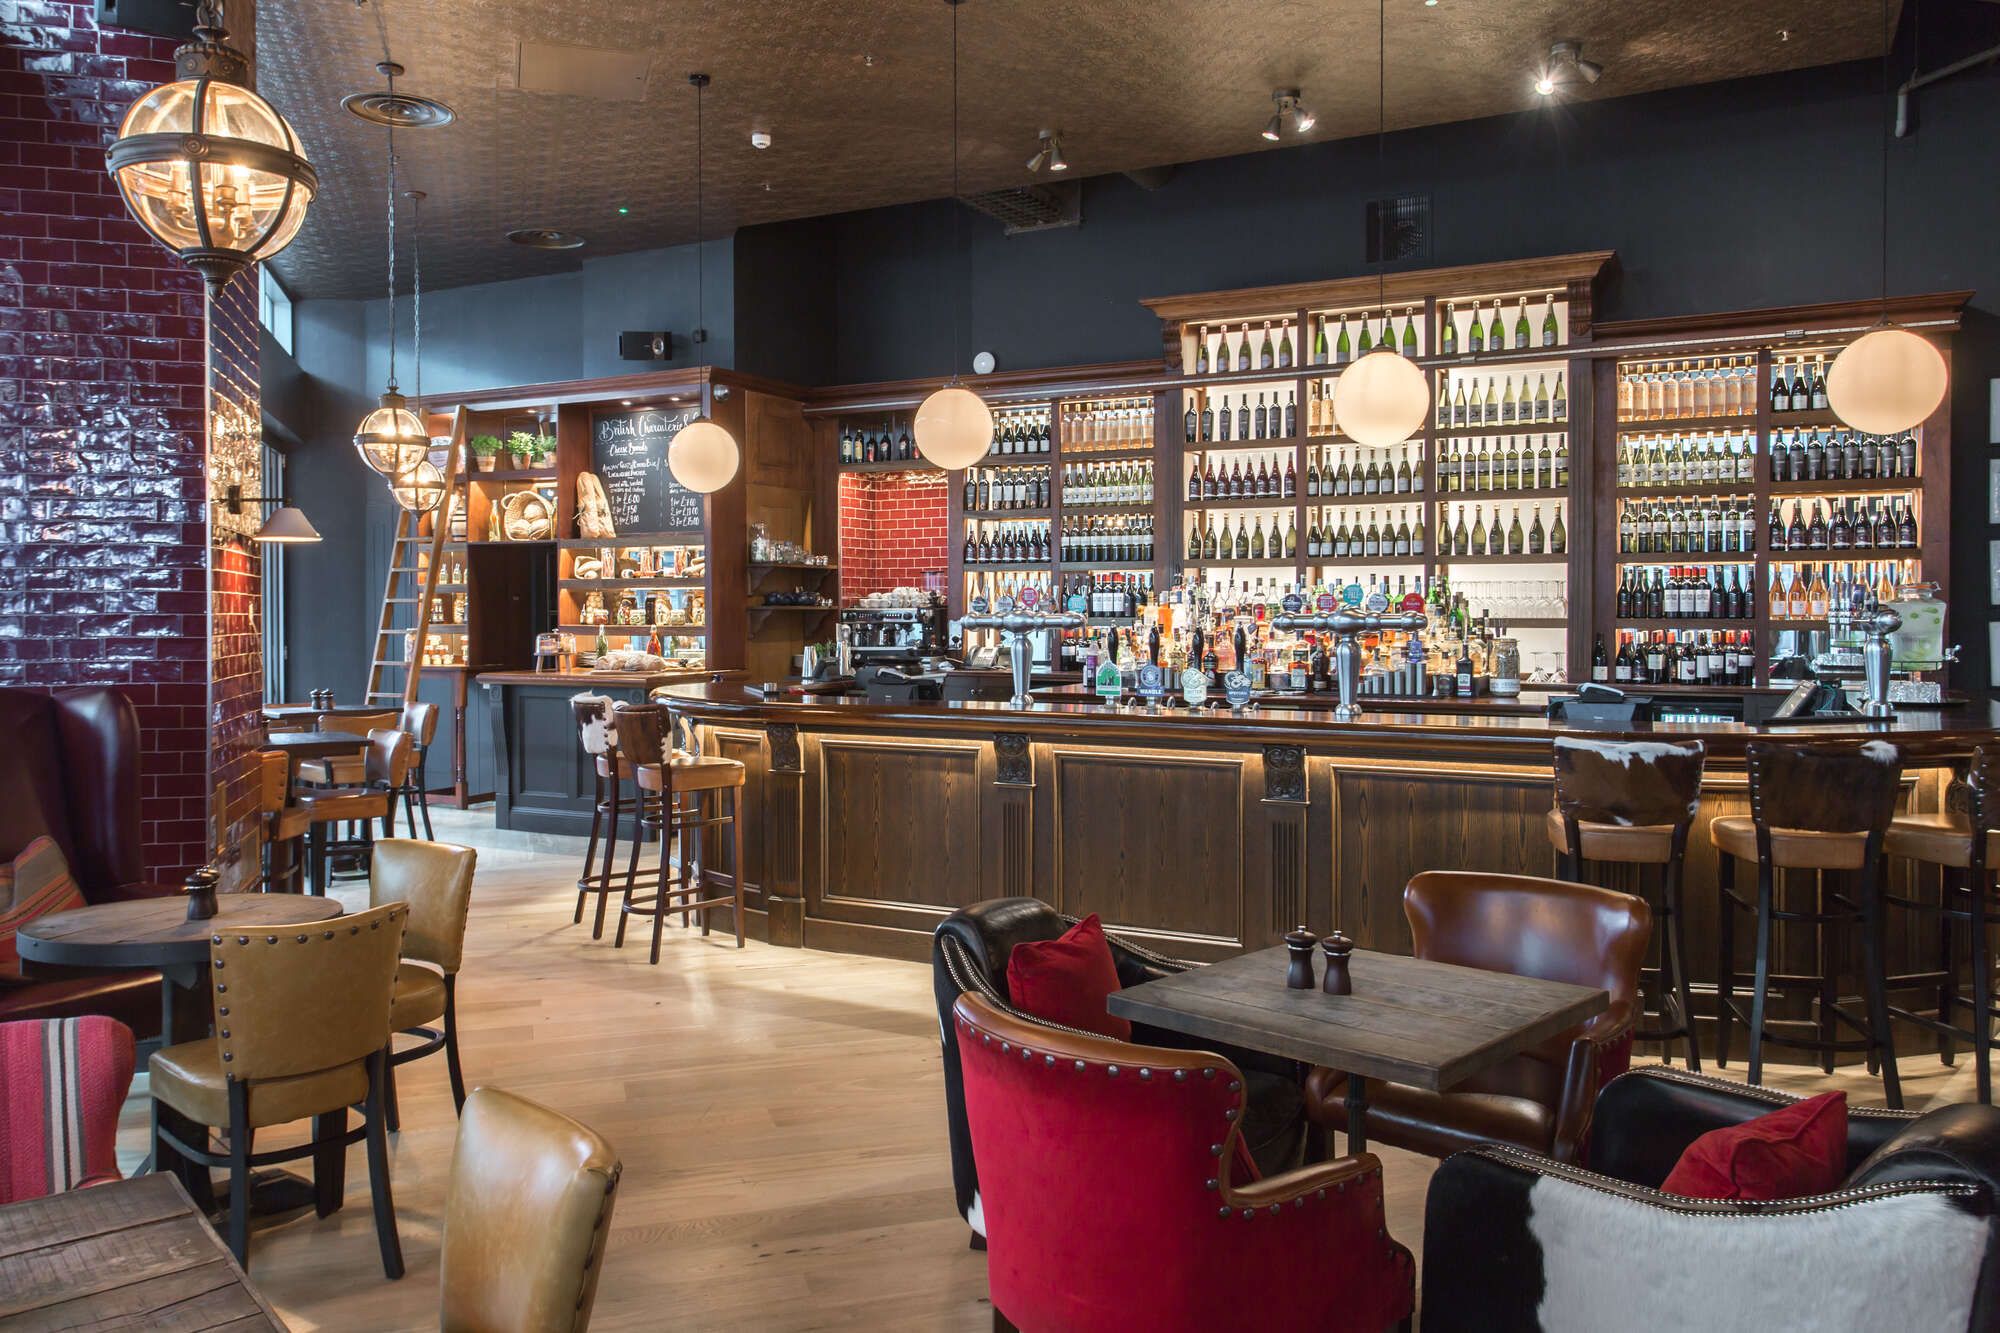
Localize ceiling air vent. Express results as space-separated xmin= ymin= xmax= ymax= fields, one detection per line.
xmin=960 ymin=182 xmax=1081 ymax=236
xmin=514 ymin=41 xmax=653 ymax=103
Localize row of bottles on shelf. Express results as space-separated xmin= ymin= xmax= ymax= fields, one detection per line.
xmin=1770 ymin=357 xmax=1832 ymax=415
xmin=1063 ymin=399 xmax=1151 ymax=450
xmin=1600 ymin=630 xmax=1757 ymax=687
xmin=964 ymin=466 xmax=1050 ymax=512
xmin=427 ymin=591 xmax=468 ymax=624
xmin=838 ymin=419 xmax=913 ymax=464
xmin=963 ymin=522 xmax=1050 ymax=565
xmin=1184 ymin=390 xmax=1298 ymax=442
xmin=1191 ymin=318 xmax=1307 ymax=374
xmin=1769 ymin=561 xmax=1915 ymax=629
xmin=1438 ymin=373 xmax=1567 ymax=428
xmin=1063 ymin=460 xmax=1153 ymax=506
xmin=1441 ymin=504 xmax=1569 ymax=558
xmin=1772 ymin=496 xmax=1918 ymax=551
xmin=1302 ymin=508 xmax=1426 ymax=561
xmin=1064 ymin=572 xmax=1153 ymax=618
xmin=1617 ymin=498 xmax=1761 ymax=554
xmin=1617 ymin=565 xmax=1759 ymax=620
xmin=1615 ymin=431 xmax=1759 ymax=487
xmin=420 ymin=553 xmax=468 ymax=585
xmin=1439 ymin=295 xmax=1563 ymax=356
xmin=1616 ymin=358 xmax=1761 ymax=422
xmin=1769 ymin=428 xmax=1918 ymax=483
xmin=1436 ymin=434 xmax=1569 ymax=493
xmin=1308 ymin=445 xmax=1426 ymax=498
xmin=989 ymin=408 xmax=1055 ymax=455
xmin=1188 ymin=513 xmax=1298 ymax=563
xmin=1188 ymin=451 xmax=1300 ymax=500
xmin=1062 ymin=515 xmax=1156 ymax=564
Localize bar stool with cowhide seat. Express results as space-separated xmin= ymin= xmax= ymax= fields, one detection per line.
xmin=572 ymin=694 xmax=657 ymax=939
xmin=606 ymin=704 xmax=747 ymax=963
xmin=1881 ymin=745 xmax=2000 ymax=1103
xmin=1710 ymin=739 xmax=1906 ymax=1107
xmin=1546 ymin=736 xmax=1707 ymax=1070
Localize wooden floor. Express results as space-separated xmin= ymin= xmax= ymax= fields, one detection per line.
xmin=114 ymin=808 xmax=1978 ymax=1332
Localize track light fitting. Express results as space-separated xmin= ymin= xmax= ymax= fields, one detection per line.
xmin=1534 ymin=40 xmax=1603 ymax=98
xmin=1026 ymin=129 xmax=1067 ymax=173
xmin=1261 ymin=88 xmax=1315 ymax=141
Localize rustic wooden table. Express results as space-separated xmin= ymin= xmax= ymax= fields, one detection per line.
xmin=1107 ymin=944 xmax=1606 ymax=1153
xmin=0 ymin=1173 xmax=286 ymax=1330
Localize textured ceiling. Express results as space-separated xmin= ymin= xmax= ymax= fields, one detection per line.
xmin=257 ymin=0 xmax=1896 ymax=300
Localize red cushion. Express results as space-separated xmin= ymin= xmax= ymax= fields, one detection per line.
xmin=1005 ymin=914 xmax=1131 ymax=1041
xmin=1662 ymin=1090 xmax=1849 ymax=1200
xmin=0 ymin=837 xmax=85 ymax=975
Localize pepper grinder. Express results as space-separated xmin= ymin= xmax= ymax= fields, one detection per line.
xmin=182 ymin=864 xmax=219 ymax=922
xmin=1283 ymin=927 xmax=1318 ymax=989
xmin=1320 ymin=931 xmax=1355 ymax=996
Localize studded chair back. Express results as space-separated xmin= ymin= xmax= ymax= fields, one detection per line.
xmin=208 ymin=901 xmax=406 ymax=1083
xmin=1553 ymin=737 xmax=1706 ymax=831
xmin=255 ymin=750 xmax=288 ymax=815
xmin=1965 ymin=747 xmax=2000 ymax=847
xmin=1747 ymin=740 xmax=1903 ymax=835
xmin=363 ymin=728 xmax=413 ymax=789
xmin=370 ymin=839 xmax=476 ymax=975
xmin=318 ymin=710 xmax=398 ymax=738
xmin=572 ymin=695 xmax=617 ymax=757
xmin=399 ymin=701 xmax=439 ymax=748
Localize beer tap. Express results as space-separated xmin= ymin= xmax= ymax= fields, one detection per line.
xmin=959 ymin=608 xmax=1086 ymax=708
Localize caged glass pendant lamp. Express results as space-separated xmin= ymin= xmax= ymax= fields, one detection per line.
xmin=106 ymin=0 xmax=315 ymax=293
xmin=1333 ymin=0 xmax=1429 ymax=449
xmin=353 ymin=64 xmax=431 ymax=478
xmin=913 ymin=0 xmax=995 ymax=472
xmin=666 ymin=73 xmax=741 ymax=495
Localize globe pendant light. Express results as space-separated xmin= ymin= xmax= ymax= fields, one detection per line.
xmin=1333 ymin=0 xmax=1428 ymax=449
xmin=390 ymin=457 xmax=446 ymax=516
xmin=667 ymin=73 xmax=740 ymax=495
xmin=354 ymin=64 xmax=430 ymax=478
xmin=106 ymin=0 xmax=316 ymax=293
xmin=914 ymin=0 xmax=995 ymax=472
xmin=1827 ymin=0 xmax=1948 ymax=436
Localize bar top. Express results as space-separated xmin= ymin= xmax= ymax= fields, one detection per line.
xmin=657 ymin=681 xmax=2000 ymax=761
xmin=480 ymin=668 xmax=745 ymax=689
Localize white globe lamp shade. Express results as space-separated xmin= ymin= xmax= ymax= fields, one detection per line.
xmin=1827 ymin=327 xmax=1947 ymax=436
xmin=914 ymin=385 xmax=994 ymax=470
xmin=1334 ymin=348 xmax=1431 ymax=448
xmin=668 ymin=417 xmax=739 ymax=493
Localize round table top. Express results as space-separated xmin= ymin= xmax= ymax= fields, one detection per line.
xmin=263 ymin=731 xmax=371 ymax=757
xmin=263 ymin=703 xmax=392 ymax=721
xmin=17 ymin=893 xmax=345 ymax=970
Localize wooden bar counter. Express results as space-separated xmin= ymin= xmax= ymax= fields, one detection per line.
xmin=661 ymin=681 xmax=1998 ymax=1056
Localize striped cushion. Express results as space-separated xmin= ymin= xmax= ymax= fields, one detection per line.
xmin=0 ymin=836 xmax=85 ymax=975
xmin=0 ymin=1016 xmax=135 ymax=1204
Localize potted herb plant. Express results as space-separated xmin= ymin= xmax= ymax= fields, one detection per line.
xmin=531 ymin=432 xmax=558 ymax=468
xmin=507 ymin=430 xmax=540 ymax=470
xmin=469 ymin=434 xmax=503 ymax=472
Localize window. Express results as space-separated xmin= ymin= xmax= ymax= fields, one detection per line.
xmin=261 ymin=441 xmax=289 ymax=704
xmin=259 ymin=266 xmax=294 ymax=355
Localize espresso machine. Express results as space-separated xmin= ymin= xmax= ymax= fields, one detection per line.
xmin=839 ymin=597 xmax=946 ymax=665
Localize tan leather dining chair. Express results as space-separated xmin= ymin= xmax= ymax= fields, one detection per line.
xmin=149 ymin=901 xmax=409 ymax=1277
xmin=372 ymin=838 xmax=477 ymax=1130
xmin=297 ymin=710 xmax=403 ymax=787
xmin=441 ymin=1087 xmax=622 ymax=1333
xmin=294 ymin=728 xmax=413 ymax=891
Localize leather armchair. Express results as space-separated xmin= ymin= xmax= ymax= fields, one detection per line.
xmin=0 ymin=687 xmax=174 ymax=1035
xmin=955 ymin=993 xmax=1413 ymax=1333
xmin=1422 ymin=1067 xmax=2000 ymax=1332
xmin=934 ymin=898 xmax=1306 ymax=1244
xmin=1303 ymin=871 xmax=1650 ymax=1165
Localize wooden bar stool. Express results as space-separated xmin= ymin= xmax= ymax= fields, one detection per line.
xmin=1711 ymin=739 xmax=1905 ymax=1106
xmin=293 ymin=729 xmax=412 ymax=894
xmin=1882 ymin=745 xmax=2000 ymax=1102
xmin=1546 ymin=736 xmax=1707 ymax=1070
xmin=572 ymin=695 xmax=663 ymax=939
xmin=396 ymin=701 xmax=439 ymax=840
xmin=605 ymin=705 xmax=747 ymax=963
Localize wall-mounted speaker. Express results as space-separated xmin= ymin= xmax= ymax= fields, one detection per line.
xmin=95 ymin=0 xmax=197 ymax=40
xmin=619 ymin=330 xmax=673 ymax=361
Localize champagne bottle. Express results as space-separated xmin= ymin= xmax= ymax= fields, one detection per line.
xmin=1401 ymin=307 xmax=1418 ymax=356
xmin=1471 ymin=507 xmax=1487 ymax=554
xmin=1485 ymin=301 xmax=1504 ymax=352
xmin=1194 ymin=325 xmax=1209 ymax=375
xmin=1540 ymin=293 xmax=1559 ymax=347
xmin=1335 ymin=314 xmax=1352 ymax=365
xmin=1440 ymin=301 xmax=1458 ymax=356
xmin=1357 ymin=314 xmax=1374 ymax=356
xmin=1513 ymin=296 xmax=1530 ymax=351
xmin=1550 ymin=504 xmax=1567 ymax=554
xmin=1259 ymin=321 xmax=1275 ymax=370
xmin=1507 ymin=506 xmax=1525 ymax=556
xmin=1527 ymin=505 xmax=1545 ymax=555
xmin=1236 ymin=323 xmax=1253 ymax=372
xmin=1313 ymin=315 xmax=1329 ymax=366
xmin=1278 ymin=322 xmax=1294 ymax=370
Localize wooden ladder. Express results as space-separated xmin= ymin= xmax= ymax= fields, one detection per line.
xmin=366 ymin=408 xmax=467 ymax=707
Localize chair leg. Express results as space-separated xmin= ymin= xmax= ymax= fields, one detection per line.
xmin=1746 ymin=856 xmax=1775 ymax=1087
xmin=577 ymin=772 xmax=604 ymax=925
xmin=732 ymin=786 xmax=745 ymax=949
xmin=649 ymin=799 xmax=671 ymax=966
xmin=309 ymin=824 xmax=328 ymax=896
xmin=1971 ymin=867 xmax=1994 ymax=1105
xmin=1663 ymin=858 xmax=1699 ymax=1071
xmin=417 ymin=756 xmax=434 ymax=841
xmin=593 ymin=777 xmax=620 ymax=940
xmin=365 ymin=1050 xmax=405 ymax=1280
xmin=227 ymin=1079 xmax=253 ymax=1268
xmin=444 ymin=975 xmax=466 ymax=1112
xmin=1859 ymin=857 xmax=1904 ymax=1109
xmin=682 ymin=797 xmax=694 ymax=930
xmin=383 ymin=1046 xmax=400 ymax=1134
xmin=1716 ymin=852 xmax=1736 ymax=1068
xmin=1815 ymin=870 xmax=1837 ymax=1076
xmin=312 ymin=1108 xmax=347 ymax=1218
xmin=1939 ymin=867 xmax=1959 ymax=1066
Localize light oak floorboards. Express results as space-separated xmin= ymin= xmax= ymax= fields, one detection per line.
xmin=114 ymin=808 xmax=1970 ymax=1331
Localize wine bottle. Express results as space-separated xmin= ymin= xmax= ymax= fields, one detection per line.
xmin=1540 ymin=293 xmax=1559 ymax=347
xmin=1313 ymin=315 xmax=1329 ymax=366
xmin=1278 ymin=322 xmax=1294 ymax=370
xmin=1485 ymin=301 xmax=1504 ymax=353
xmin=1236 ymin=323 xmax=1253 ymax=372
xmin=1513 ymin=296 xmax=1530 ymax=351
xmin=1259 ymin=321 xmax=1275 ymax=371
xmin=1440 ymin=301 xmax=1458 ymax=356
xmin=1194 ymin=325 xmax=1209 ymax=375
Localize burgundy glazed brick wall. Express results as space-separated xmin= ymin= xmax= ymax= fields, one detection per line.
xmin=0 ymin=2 xmax=260 ymax=881
xmin=837 ymin=471 xmax=949 ymax=602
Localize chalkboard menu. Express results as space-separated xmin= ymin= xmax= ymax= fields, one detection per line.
xmin=590 ymin=406 xmax=704 ymax=536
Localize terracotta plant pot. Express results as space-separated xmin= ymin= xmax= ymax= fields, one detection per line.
xmin=475 ymin=455 xmax=497 ymax=472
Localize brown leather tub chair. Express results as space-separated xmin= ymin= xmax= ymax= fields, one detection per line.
xmin=1304 ymin=870 xmax=1651 ymax=1165
xmin=0 ymin=687 xmax=175 ymax=1036
xmin=442 ymin=1087 xmax=622 ymax=1333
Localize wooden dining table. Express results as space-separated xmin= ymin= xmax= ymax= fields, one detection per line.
xmin=0 ymin=1173 xmax=285 ymax=1330
xmin=261 ymin=702 xmax=392 ymax=727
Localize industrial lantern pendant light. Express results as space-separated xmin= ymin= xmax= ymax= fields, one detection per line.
xmin=667 ymin=73 xmax=742 ymax=495
xmin=914 ymin=0 xmax=995 ymax=472
xmin=1827 ymin=0 xmax=1948 ymax=436
xmin=1334 ymin=0 xmax=1430 ymax=449
xmin=353 ymin=63 xmax=429 ymax=477
xmin=106 ymin=0 xmax=316 ymax=293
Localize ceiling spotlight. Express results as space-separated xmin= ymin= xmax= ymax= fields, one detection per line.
xmin=750 ymin=129 xmax=772 ymax=149
xmin=1536 ymin=40 xmax=1603 ymax=98
xmin=1026 ymin=129 xmax=1067 ymax=173
xmin=1262 ymin=89 xmax=1315 ymax=141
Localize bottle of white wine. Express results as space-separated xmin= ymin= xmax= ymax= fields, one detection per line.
xmin=1540 ymin=294 xmax=1559 ymax=347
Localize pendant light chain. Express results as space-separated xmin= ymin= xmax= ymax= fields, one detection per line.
xmin=384 ymin=61 xmax=399 ymax=393
xmin=1377 ymin=0 xmax=1386 ymax=309
xmin=411 ymin=190 xmax=422 ymax=416
xmin=694 ymin=72 xmax=706 ymax=345
xmin=1877 ymin=0 xmax=1891 ymax=319
xmin=951 ymin=0 xmax=962 ymax=380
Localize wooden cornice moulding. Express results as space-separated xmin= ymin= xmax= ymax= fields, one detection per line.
xmin=1591 ymin=290 xmax=1974 ymax=350
xmin=1137 ymin=251 xmax=1619 ymax=328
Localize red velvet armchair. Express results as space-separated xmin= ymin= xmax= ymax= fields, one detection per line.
xmin=954 ymin=992 xmax=1414 ymax=1333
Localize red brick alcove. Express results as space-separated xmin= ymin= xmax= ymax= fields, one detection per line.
xmin=838 ymin=471 xmax=949 ymax=603
xmin=2 ymin=2 xmax=264 ymax=883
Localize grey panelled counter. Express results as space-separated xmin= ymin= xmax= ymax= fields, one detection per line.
xmin=479 ymin=669 xmax=743 ymax=835
xmin=656 ymin=681 xmax=1999 ymax=1061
